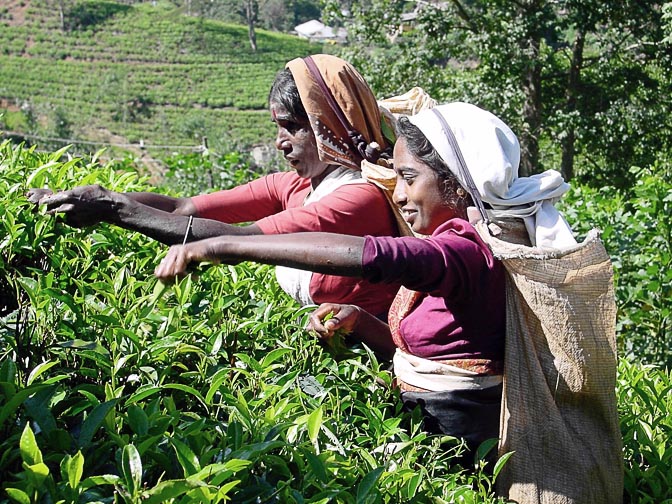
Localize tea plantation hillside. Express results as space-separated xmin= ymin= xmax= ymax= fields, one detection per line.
xmin=0 ymin=0 xmax=324 ymax=161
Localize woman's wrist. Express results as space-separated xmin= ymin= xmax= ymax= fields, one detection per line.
xmin=109 ymin=191 xmax=135 ymax=225
xmin=350 ymin=305 xmax=363 ymax=334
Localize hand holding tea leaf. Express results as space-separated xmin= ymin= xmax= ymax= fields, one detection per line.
xmin=155 ymin=240 xmax=221 ymax=283
xmin=33 ymin=184 xmax=115 ymax=228
xmin=307 ymin=303 xmax=360 ymax=357
xmin=308 ymin=303 xmax=360 ymax=340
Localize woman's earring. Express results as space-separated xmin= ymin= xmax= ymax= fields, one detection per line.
xmin=456 ymin=187 xmax=466 ymax=197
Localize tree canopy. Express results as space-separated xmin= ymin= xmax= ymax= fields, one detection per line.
xmin=325 ymin=0 xmax=672 ymax=188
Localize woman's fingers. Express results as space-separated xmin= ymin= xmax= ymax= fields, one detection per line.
xmin=308 ymin=304 xmax=340 ymax=338
xmin=45 ymin=203 xmax=76 ymax=214
xmin=40 ymin=191 xmax=71 ymax=206
xmin=155 ymin=246 xmax=191 ymax=283
xmin=307 ymin=303 xmax=360 ymax=339
xmin=26 ymin=188 xmax=54 ymax=204
xmin=40 ymin=191 xmax=85 ymax=215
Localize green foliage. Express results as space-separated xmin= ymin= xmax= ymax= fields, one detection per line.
xmin=0 ymin=141 xmax=507 ymax=502
xmin=65 ymin=0 xmax=132 ymax=31
xmin=2 ymin=129 xmax=672 ymax=502
xmin=51 ymin=106 xmax=72 ymax=138
xmin=560 ymin=164 xmax=672 ymax=367
xmin=160 ymin=150 xmax=260 ymax=195
xmin=210 ymin=0 xmax=322 ymax=33
xmin=327 ymin=0 xmax=672 ymax=189
xmin=0 ymin=0 xmax=324 ymax=160
xmin=618 ymin=359 xmax=672 ymax=503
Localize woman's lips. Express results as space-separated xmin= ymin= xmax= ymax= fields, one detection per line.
xmin=401 ymin=208 xmax=416 ymax=222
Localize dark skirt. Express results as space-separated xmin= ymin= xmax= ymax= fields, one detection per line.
xmin=400 ymin=384 xmax=503 ymax=465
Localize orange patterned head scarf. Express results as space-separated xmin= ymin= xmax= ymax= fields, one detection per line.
xmin=286 ymin=54 xmax=392 ymax=171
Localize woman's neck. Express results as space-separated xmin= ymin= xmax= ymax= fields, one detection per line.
xmin=310 ymin=164 xmax=341 ymax=190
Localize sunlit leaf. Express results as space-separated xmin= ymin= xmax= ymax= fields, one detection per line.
xmin=122 ymin=444 xmax=142 ymax=497
xmin=20 ymin=422 xmax=43 ymax=466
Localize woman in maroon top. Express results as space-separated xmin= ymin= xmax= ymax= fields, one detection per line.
xmin=154 ymin=103 xmax=522 ymax=461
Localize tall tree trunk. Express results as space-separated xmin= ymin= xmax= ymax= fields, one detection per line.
xmin=520 ymin=37 xmax=542 ymax=177
xmin=246 ymin=0 xmax=258 ymax=52
xmin=58 ymin=0 xmax=66 ymax=31
xmin=561 ymin=28 xmax=585 ymax=182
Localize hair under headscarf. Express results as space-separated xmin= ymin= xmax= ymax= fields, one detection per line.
xmin=408 ymin=102 xmax=576 ymax=248
xmin=286 ymin=54 xmax=392 ymax=171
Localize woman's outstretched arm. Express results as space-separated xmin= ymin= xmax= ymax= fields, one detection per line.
xmin=29 ymin=185 xmax=263 ymax=244
xmin=154 ymin=232 xmax=366 ymax=280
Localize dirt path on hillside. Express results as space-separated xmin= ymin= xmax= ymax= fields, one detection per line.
xmin=4 ymin=0 xmax=28 ymax=26
xmin=84 ymin=127 xmax=168 ymax=182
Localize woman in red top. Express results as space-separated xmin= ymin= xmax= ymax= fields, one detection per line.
xmin=29 ymin=55 xmax=401 ymax=317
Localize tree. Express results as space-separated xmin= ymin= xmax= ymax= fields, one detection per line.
xmin=325 ymin=0 xmax=672 ymax=187
xmin=243 ymin=0 xmax=258 ymax=52
xmin=184 ymin=0 xmax=259 ymax=51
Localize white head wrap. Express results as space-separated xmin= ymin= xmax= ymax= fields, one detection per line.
xmin=408 ymin=102 xmax=576 ymax=248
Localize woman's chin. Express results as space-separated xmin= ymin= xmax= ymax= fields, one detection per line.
xmin=412 ymin=222 xmax=435 ymax=235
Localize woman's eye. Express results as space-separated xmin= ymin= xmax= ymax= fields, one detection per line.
xmin=276 ymin=120 xmax=300 ymax=133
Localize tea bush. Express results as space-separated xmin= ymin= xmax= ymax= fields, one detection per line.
xmin=0 ymin=141 xmax=507 ymax=502
xmin=160 ymin=151 xmax=259 ymax=196
xmin=2 ymin=141 xmax=671 ymax=502
xmin=618 ymin=359 xmax=672 ymax=503
xmin=560 ymin=164 xmax=672 ymax=368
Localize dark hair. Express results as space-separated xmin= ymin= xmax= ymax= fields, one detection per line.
xmin=396 ymin=115 xmax=472 ymax=212
xmin=268 ymin=68 xmax=308 ymax=122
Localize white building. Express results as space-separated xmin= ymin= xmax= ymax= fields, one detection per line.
xmin=293 ymin=20 xmax=347 ymax=44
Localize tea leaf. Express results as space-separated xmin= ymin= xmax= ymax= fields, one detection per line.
xmin=63 ymin=451 xmax=85 ymax=489
xmin=0 ymin=385 xmax=50 ymax=429
xmin=26 ymin=360 xmax=59 ymax=386
xmin=170 ymin=437 xmax=201 ymax=477
xmin=307 ymin=406 xmax=323 ymax=449
xmin=77 ymin=399 xmax=118 ymax=449
xmin=20 ymin=422 xmax=43 ymax=465
xmin=143 ymin=479 xmax=209 ymax=504
xmin=356 ymin=466 xmax=384 ymax=504
xmin=122 ymin=444 xmax=143 ymax=497
xmin=5 ymin=488 xmax=31 ymax=504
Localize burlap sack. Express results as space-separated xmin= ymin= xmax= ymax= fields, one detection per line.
xmin=476 ymin=223 xmax=623 ymax=504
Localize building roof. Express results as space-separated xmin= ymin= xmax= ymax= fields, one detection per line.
xmin=294 ymin=19 xmax=346 ymax=42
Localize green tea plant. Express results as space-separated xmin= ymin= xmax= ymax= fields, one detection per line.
xmin=560 ymin=164 xmax=672 ymax=367
xmin=160 ymin=150 xmax=259 ymax=196
xmin=618 ymin=359 xmax=672 ymax=503
xmin=0 ymin=141 xmax=508 ymax=503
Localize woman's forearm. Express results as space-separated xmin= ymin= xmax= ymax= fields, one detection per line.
xmin=195 ymin=233 xmax=365 ymax=276
xmin=350 ymin=308 xmax=396 ymax=359
xmin=125 ymin=192 xmax=193 ymax=215
xmin=38 ymin=185 xmax=261 ymax=244
xmin=114 ymin=196 xmax=262 ymax=245
xmin=155 ymin=233 xmax=366 ymax=280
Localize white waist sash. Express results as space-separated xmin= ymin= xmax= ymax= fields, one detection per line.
xmin=393 ymin=349 xmax=503 ymax=392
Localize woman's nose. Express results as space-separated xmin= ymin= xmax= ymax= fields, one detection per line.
xmin=393 ymin=182 xmax=407 ymax=206
xmin=275 ymin=130 xmax=290 ymax=151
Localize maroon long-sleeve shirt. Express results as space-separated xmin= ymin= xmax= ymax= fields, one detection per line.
xmin=362 ymin=219 xmax=505 ymax=361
